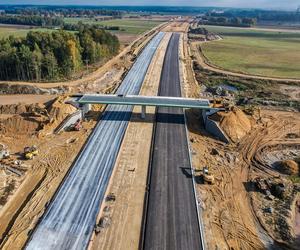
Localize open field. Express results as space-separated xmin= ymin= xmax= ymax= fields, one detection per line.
xmin=0 ymin=25 xmax=51 ymax=39
xmin=201 ymin=25 xmax=300 ymax=79
xmin=64 ymin=18 xmax=165 ymax=35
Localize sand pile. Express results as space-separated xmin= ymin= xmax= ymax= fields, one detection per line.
xmin=0 ymin=96 xmax=76 ymax=136
xmin=0 ymin=115 xmax=42 ymax=136
xmin=279 ymin=160 xmax=299 ymax=175
xmin=41 ymin=96 xmax=77 ymax=134
xmin=211 ymin=107 xmax=252 ymax=142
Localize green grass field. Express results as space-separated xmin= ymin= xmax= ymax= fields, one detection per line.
xmin=64 ymin=18 xmax=164 ymax=34
xmin=201 ymin=25 xmax=300 ymax=79
xmin=0 ymin=26 xmax=52 ymax=39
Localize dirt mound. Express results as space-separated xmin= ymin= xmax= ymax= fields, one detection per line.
xmin=0 ymin=115 xmax=42 ymax=136
xmin=211 ymin=107 xmax=252 ymax=142
xmin=0 ymin=104 xmax=27 ymax=115
xmin=41 ymin=96 xmax=77 ymax=134
xmin=279 ymin=160 xmax=299 ymax=175
xmin=0 ymin=96 xmax=76 ymax=136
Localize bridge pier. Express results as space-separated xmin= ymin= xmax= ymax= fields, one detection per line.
xmin=141 ymin=105 xmax=146 ymax=119
xmin=81 ymin=104 xmax=91 ymax=118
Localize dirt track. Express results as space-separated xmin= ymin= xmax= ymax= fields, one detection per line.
xmin=191 ymin=41 xmax=300 ymax=83
xmin=184 ymin=108 xmax=300 ymax=249
xmin=181 ymin=23 xmax=300 ymax=248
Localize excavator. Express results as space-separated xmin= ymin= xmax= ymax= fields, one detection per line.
xmin=24 ymin=146 xmax=38 ymax=160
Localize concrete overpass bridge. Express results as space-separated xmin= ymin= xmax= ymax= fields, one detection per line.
xmin=74 ymin=94 xmax=218 ymax=119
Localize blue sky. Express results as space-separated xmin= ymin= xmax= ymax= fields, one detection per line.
xmin=0 ymin=0 xmax=299 ymax=10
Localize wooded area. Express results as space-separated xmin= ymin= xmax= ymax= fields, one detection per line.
xmin=0 ymin=15 xmax=64 ymax=27
xmin=0 ymin=25 xmax=119 ymax=81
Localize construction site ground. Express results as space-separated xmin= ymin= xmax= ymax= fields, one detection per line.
xmin=0 ymin=22 xmax=170 ymax=249
xmin=1 ymin=18 xmax=300 ymax=250
xmin=181 ymin=23 xmax=300 ymax=249
xmin=89 ymin=32 xmax=172 ymax=250
xmin=0 ymin=95 xmax=102 ymax=249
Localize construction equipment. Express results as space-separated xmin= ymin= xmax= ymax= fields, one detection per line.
xmin=69 ymin=119 xmax=82 ymax=131
xmin=203 ymin=166 xmax=215 ymax=185
xmin=0 ymin=144 xmax=10 ymax=160
xmin=24 ymin=146 xmax=38 ymax=160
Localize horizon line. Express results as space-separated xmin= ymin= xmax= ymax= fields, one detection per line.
xmin=0 ymin=4 xmax=296 ymax=12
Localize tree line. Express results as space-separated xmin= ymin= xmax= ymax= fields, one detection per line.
xmin=3 ymin=7 xmax=123 ymax=18
xmin=0 ymin=25 xmax=119 ymax=81
xmin=63 ymin=22 xmax=120 ymax=32
xmin=200 ymin=16 xmax=256 ymax=27
xmin=206 ymin=9 xmax=300 ymax=23
xmin=0 ymin=14 xmax=64 ymax=27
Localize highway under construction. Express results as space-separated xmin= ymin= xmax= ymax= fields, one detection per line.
xmin=143 ymin=33 xmax=203 ymax=250
xmin=26 ymin=32 xmax=165 ymax=250
xmin=25 ymin=32 xmax=204 ymax=250
xmin=1 ymin=15 xmax=300 ymax=250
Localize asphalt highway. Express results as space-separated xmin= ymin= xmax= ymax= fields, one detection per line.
xmin=144 ymin=33 xmax=202 ymax=250
xmin=26 ymin=32 xmax=164 ymax=250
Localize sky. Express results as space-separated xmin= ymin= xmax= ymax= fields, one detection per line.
xmin=0 ymin=0 xmax=299 ymax=10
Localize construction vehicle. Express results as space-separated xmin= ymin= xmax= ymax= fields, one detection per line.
xmin=0 ymin=144 xmax=10 ymax=160
xmin=24 ymin=146 xmax=38 ymax=160
xmin=69 ymin=119 xmax=82 ymax=131
xmin=203 ymin=166 xmax=215 ymax=185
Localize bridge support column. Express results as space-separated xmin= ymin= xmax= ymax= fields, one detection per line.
xmin=141 ymin=105 xmax=146 ymax=119
xmin=81 ymin=104 xmax=91 ymax=118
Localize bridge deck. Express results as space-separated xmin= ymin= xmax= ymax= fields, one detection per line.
xmin=78 ymin=94 xmax=212 ymax=109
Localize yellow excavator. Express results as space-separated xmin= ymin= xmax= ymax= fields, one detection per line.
xmin=24 ymin=146 xmax=38 ymax=160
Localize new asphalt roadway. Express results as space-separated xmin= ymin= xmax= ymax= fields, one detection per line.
xmin=143 ymin=33 xmax=202 ymax=250
xmin=26 ymin=32 xmax=164 ymax=250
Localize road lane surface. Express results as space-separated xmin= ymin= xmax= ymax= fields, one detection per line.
xmin=26 ymin=32 xmax=164 ymax=250
xmin=144 ymin=33 xmax=202 ymax=250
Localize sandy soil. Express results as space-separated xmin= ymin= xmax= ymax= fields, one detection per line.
xmin=114 ymin=33 xmax=139 ymax=46
xmin=191 ymin=41 xmax=300 ymax=83
xmin=0 ymin=123 xmax=96 ymax=249
xmin=162 ymin=20 xmax=190 ymax=33
xmin=89 ymin=32 xmax=172 ymax=250
xmin=0 ymin=97 xmax=95 ymax=249
xmin=0 ymin=95 xmax=56 ymax=105
xmin=180 ymin=28 xmax=265 ymax=248
xmin=0 ymin=22 xmax=171 ymax=249
xmin=185 ymin=108 xmax=292 ymax=249
xmin=179 ymin=33 xmax=201 ymax=98
xmin=182 ymin=22 xmax=300 ymax=248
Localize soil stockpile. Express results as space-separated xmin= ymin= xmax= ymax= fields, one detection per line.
xmin=279 ymin=160 xmax=299 ymax=175
xmin=210 ymin=107 xmax=252 ymax=142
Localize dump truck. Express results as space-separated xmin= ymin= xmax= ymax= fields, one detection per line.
xmin=24 ymin=146 xmax=38 ymax=160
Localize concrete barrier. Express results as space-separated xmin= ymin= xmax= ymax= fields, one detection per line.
xmin=202 ymin=110 xmax=230 ymax=144
xmin=54 ymin=110 xmax=82 ymax=134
